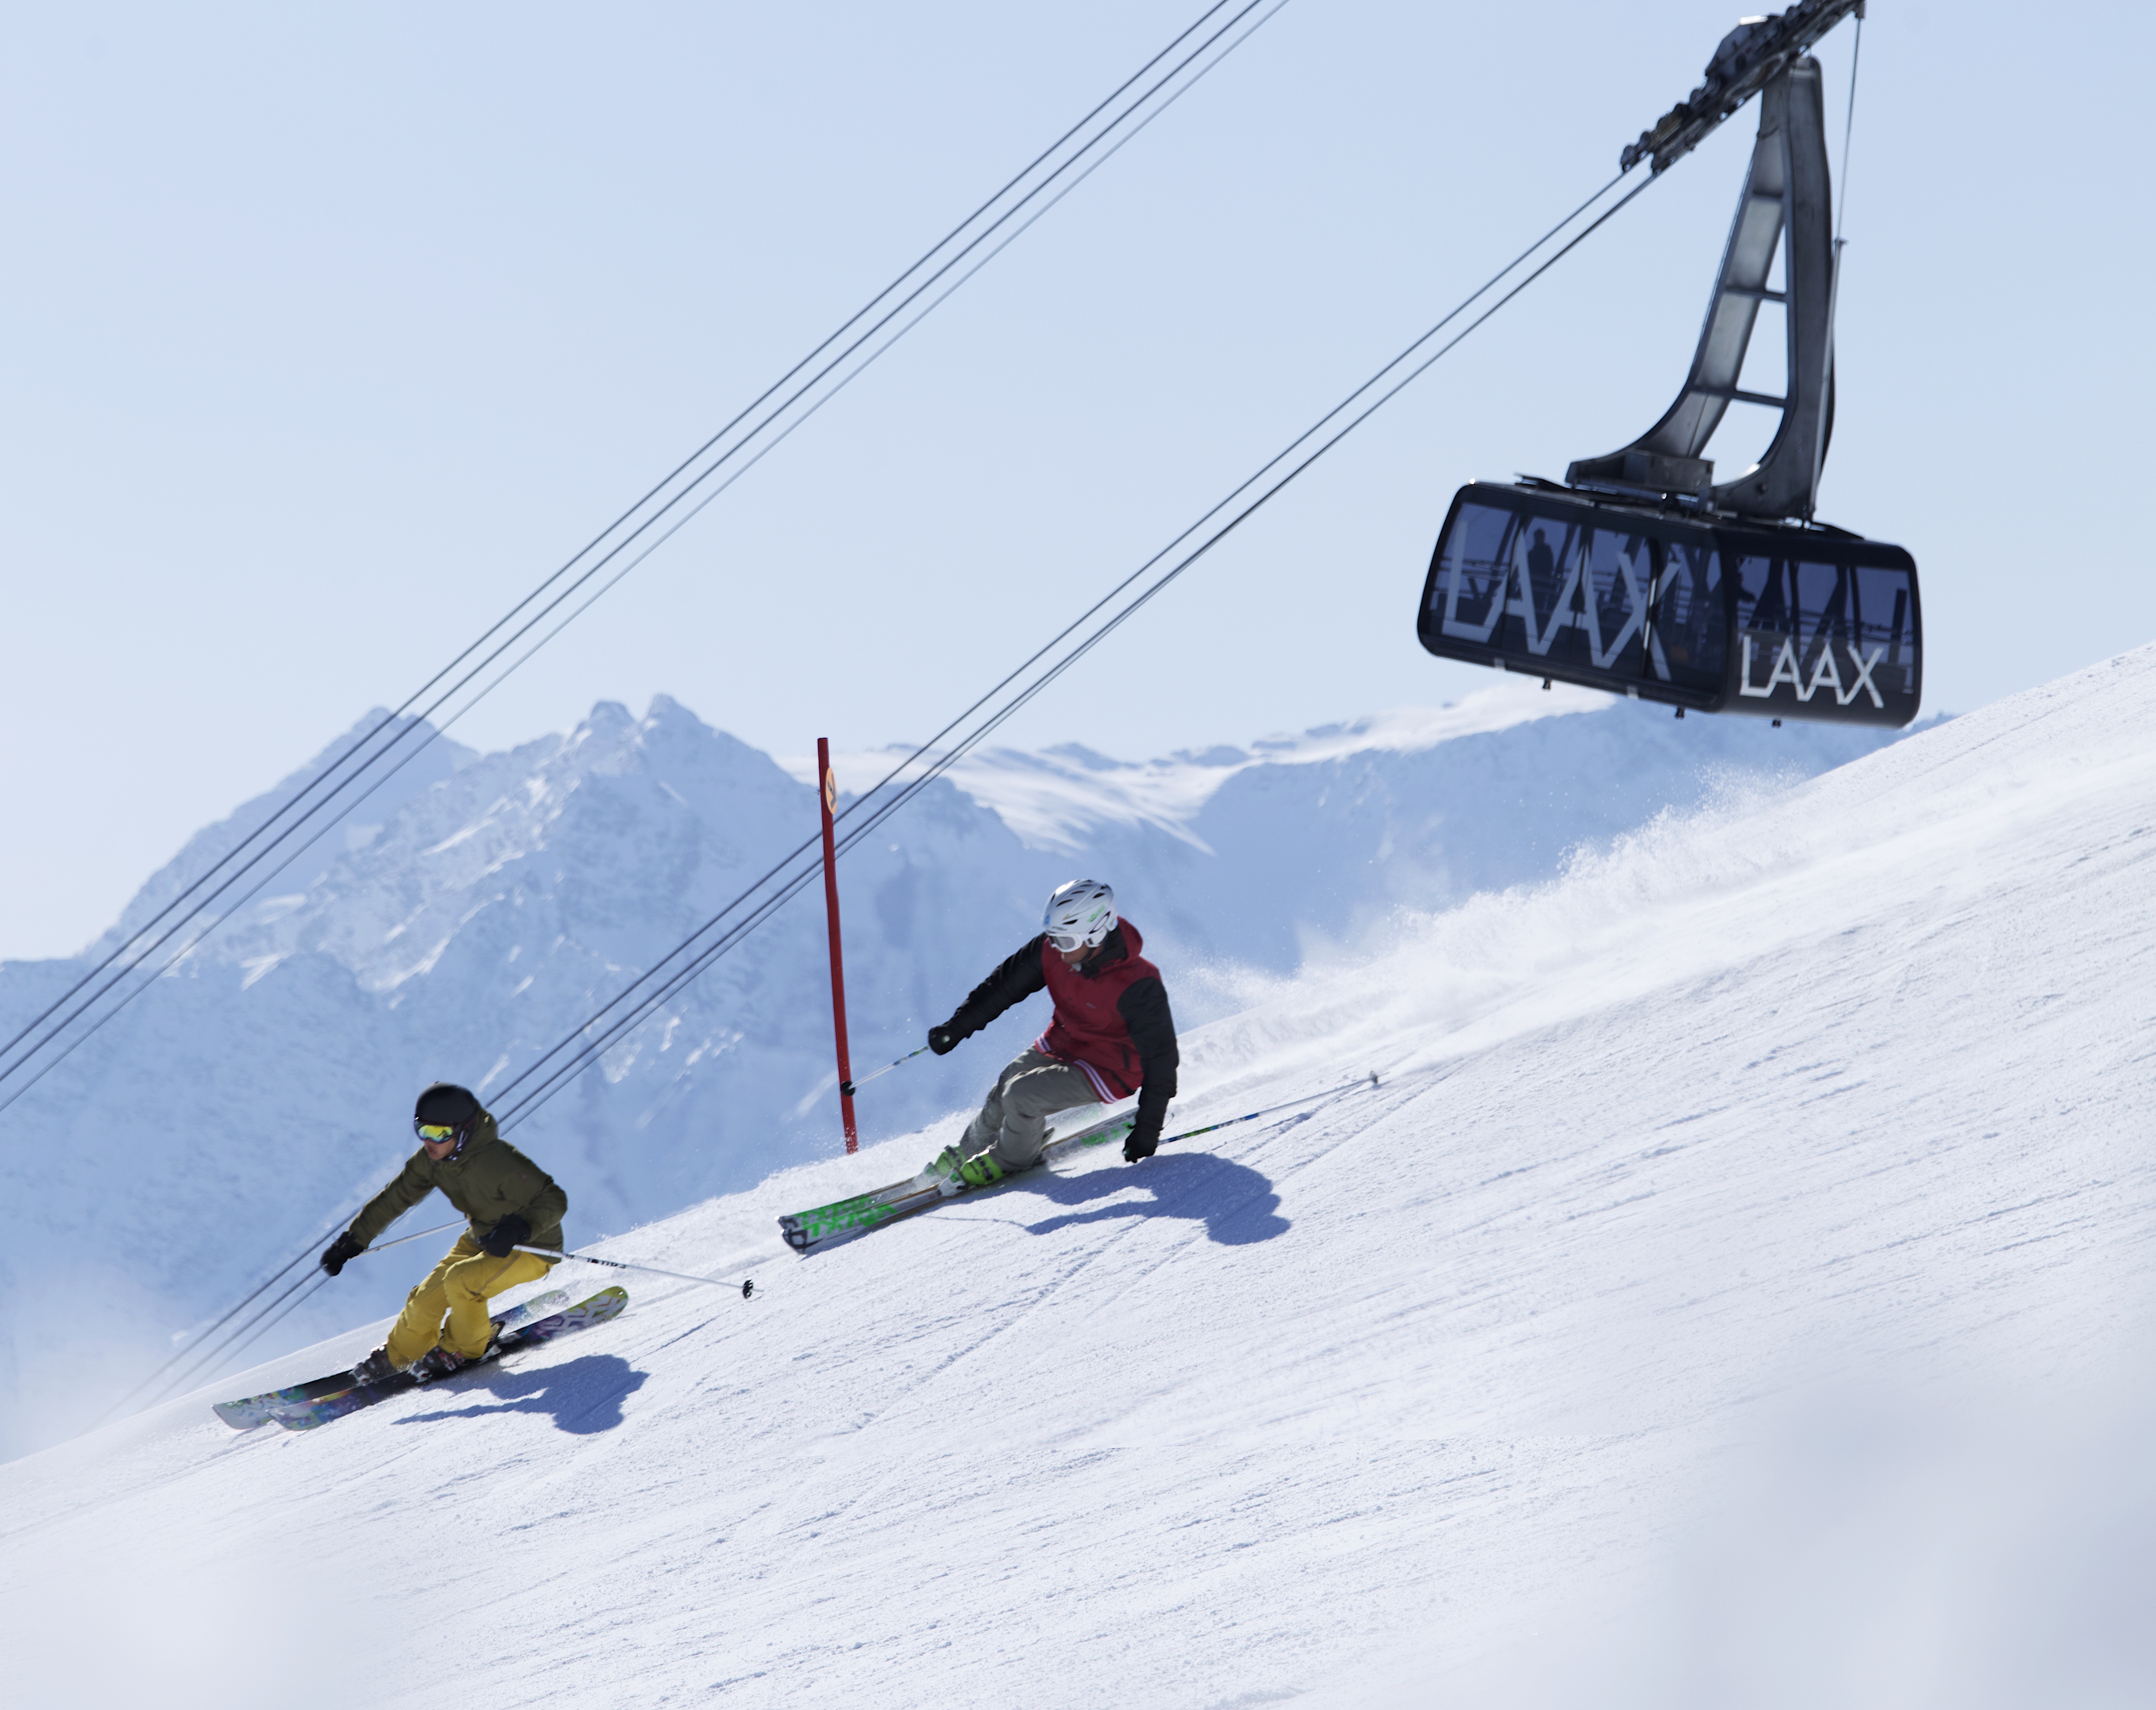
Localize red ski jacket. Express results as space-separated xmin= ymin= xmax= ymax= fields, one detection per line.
xmin=943 ymin=920 xmax=1180 ymax=1143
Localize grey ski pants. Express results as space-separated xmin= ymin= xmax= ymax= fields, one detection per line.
xmin=961 ymin=1047 xmax=1101 ymax=1171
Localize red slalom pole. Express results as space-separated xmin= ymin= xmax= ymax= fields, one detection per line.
xmin=817 ymin=738 xmax=859 ymax=1155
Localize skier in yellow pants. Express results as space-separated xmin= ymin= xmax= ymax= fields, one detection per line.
xmin=317 ymin=1083 xmax=567 ymax=1383
xmin=378 ymin=1236 xmax=554 ymax=1372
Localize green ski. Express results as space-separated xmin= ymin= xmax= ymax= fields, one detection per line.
xmin=776 ymin=1077 xmax=1378 ymax=1256
xmin=777 ymin=1113 xmax=1137 ymax=1254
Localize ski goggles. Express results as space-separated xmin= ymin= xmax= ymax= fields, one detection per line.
xmin=414 ymin=1121 xmax=463 ymax=1144
xmin=1046 ymin=917 xmax=1110 ymax=952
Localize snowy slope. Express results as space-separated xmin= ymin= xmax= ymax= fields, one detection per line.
xmin=0 ymin=684 xmax=1903 ymax=1459
xmin=3 ymin=649 xmax=2148 ymax=1707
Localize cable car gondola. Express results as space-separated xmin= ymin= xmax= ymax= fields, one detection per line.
xmin=1417 ymin=1 xmax=1920 ymax=727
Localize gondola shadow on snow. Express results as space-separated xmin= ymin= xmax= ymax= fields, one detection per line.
xmin=1016 ymin=1151 xmax=1290 ymax=1246
xmin=396 ymin=1353 xmax=647 ymax=1436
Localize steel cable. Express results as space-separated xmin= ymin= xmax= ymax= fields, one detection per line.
xmin=97 ymin=1248 xmax=326 ymax=1423
xmin=1836 ymin=12 xmax=1864 ymax=244
xmin=494 ymin=169 xmax=1657 ymax=1132
xmin=489 ymin=165 xmax=1635 ymax=1117
xmin=92 ymin=1196 xmax=463 ymax=1423
xmin=1 ymin=0 xmax=1286 ymax=1106
xmin=187 ymin=1272 xmax=337 ymax=1395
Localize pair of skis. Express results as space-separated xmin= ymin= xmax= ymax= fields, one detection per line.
xmin=212 ymin=1286 xmax=627 ymax=1431
xmin=776 ymin=1076 xmax=1379 ymax=1255
xmin=777 ymin=1112 xmax=1139 ymax=1254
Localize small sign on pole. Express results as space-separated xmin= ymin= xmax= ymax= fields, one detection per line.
xmin=817 ymin=738 xmax=859 ymax=1155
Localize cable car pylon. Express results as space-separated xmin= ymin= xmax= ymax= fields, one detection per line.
xmin=1418 ymin=1 xmax=1921 ymax=728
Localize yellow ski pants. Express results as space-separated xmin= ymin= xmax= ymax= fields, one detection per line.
xmin=384 ymin=1235 xmax=555 ymax=1367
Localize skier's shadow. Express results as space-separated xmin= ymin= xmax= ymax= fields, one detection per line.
xmin=398 ymin=1353 xmax=646 ymax=1436
xmin=1021 ymin=1151 xmax=1290 ymax=1245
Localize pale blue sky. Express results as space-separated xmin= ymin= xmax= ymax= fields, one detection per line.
xmin=3 ymin=1 xmax=2146 ymax=958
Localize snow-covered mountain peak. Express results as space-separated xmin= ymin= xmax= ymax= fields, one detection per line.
xmin=83 ymin=708 xmax=478 ymax=964
xmin=797 ymin=679 xmax=1612 ymax=852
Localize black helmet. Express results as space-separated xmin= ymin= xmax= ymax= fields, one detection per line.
xmin=414 ymin=1082 xmax=481 ymax=1126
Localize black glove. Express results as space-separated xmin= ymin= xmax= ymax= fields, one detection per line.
xmin=927 ymin=1021 xmax=962 ymax=1056
xmin=319 ymin=1231 xmax=365 ymax=1277
xmin=1123 ymin=1122 xmax=1160 ymax=1163
xmin=483 ymin=1214 xmax=532 ymax=1259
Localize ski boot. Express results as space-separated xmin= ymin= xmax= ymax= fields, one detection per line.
xmin=939 ymin=1150 xmax=1008 ymax=1198
xmin=415 ymin=1324 xmax=504 ymax=1383
xmin=915 ymin=1144 xmax=964 ymax=1191
xmin=958 ymin=1151 xmax=1007 ymax=1188
xmin=410 ymin=1345 xmax=467 ymax=1383
xmin=350 ymin=1346 xmax=399 ymax=1385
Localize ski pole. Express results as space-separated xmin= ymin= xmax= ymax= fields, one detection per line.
xmin=358 ymin=1218 xmax=463 ymax=1254
xmin=841 ymin=1043 xmax=930 ymax=1098
xmin=1157 ymin=1073 xmax=1380 ymax=1148
xmin=514 ymin=1245 xmax=756 ymax=1299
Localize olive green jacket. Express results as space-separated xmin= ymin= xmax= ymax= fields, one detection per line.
xmin=346 ymin=1113 xmax=567 ymax=1256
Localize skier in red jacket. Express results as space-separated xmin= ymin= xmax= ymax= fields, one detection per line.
xmin=925 ymin=879 xmax=1179 ymax=1186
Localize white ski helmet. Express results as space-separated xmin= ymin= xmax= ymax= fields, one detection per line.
xmin=1043 ymin=879 xmax=1117 ymax=951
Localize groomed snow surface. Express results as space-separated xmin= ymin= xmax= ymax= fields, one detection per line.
xmin=7 ymin=650 xmax=2156 ymax=1708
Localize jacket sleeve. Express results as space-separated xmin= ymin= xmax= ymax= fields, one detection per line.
xmin=1116 ymin=975 xmax=1180 ymax=1144
xmin=346 ymin=1151 xmax=437 ymax=1249
xmin=946 ymin=936 xmax=1050 ymax=1039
